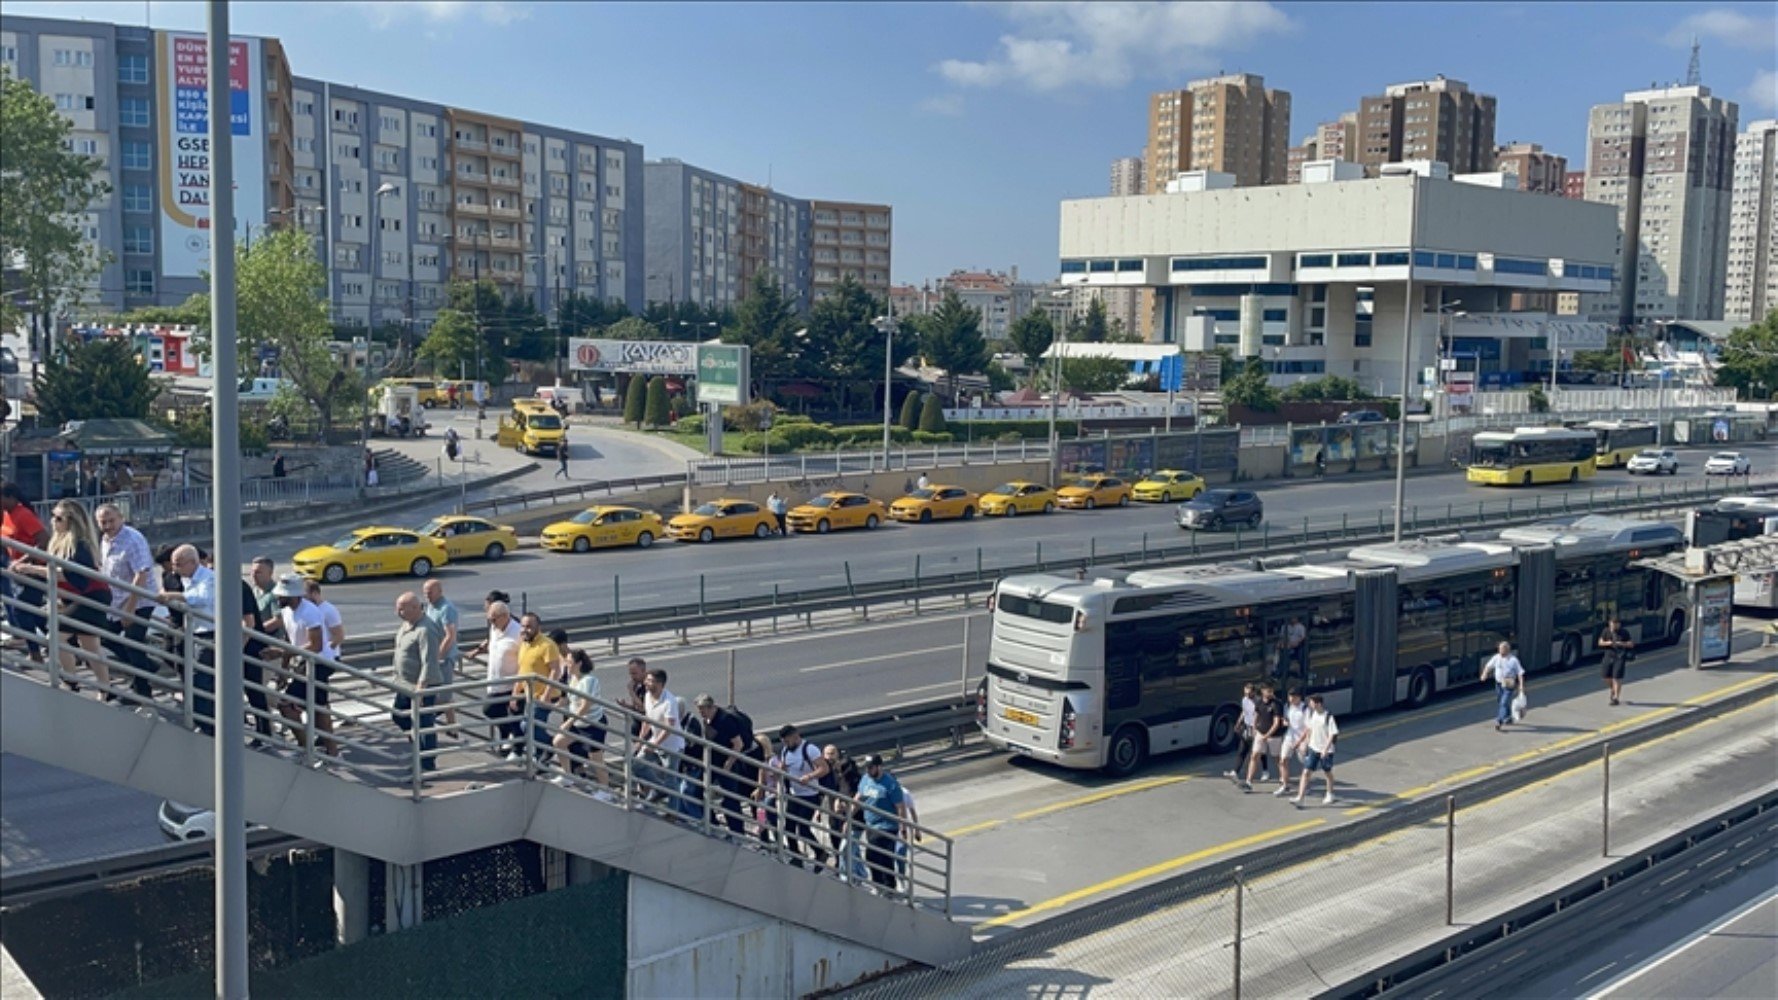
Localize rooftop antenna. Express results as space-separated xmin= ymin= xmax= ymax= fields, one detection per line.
xmin=1685 ymin=36 xmax=1700 ymax=86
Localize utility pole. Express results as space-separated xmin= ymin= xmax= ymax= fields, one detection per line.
xmin=205 ymin=3 xmax=248 ymax=996
xmin=1391 ymin=177 xmax=1420 ymax=544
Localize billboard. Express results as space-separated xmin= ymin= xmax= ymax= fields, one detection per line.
xmin=695 ymin=344 xmax=750 ymax=405
xmin=569 ymin=338 xmax=696 ymax=374
xmin=155 ymin=31 xmax=265 ymax=278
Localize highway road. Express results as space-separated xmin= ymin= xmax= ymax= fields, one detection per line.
xmin=255 ymin=443 xmax=1761 ymax=626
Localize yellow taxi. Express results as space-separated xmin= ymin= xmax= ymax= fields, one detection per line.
xmin=786 ymin=492 xmax=890 ymax=534
xmin=541 ymin=505 xmax=665 ymax=552
xmin=667 ymin=499 xmax=778 ymax=543
xmin=508 ymin=399 xmax=567 ymax=456
xmin=889 ymin=485 xmax=980 ymax=523
xmin=1132 ymin=469 xmax=1206 ymax=503
xmin=293 ymin=527 xmax=450 ymax=584
xmin=379 ymin=377 xmax=450 ymax=408
xmin=1057 ymin=475 xmax=1133 ymax=510
xmin=417 ymin=515 xmax=519 ymax=561
xmin=979 ymin=481 xmax=1057 ymax=517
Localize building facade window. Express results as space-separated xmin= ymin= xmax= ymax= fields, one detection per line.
xmin=120 ymin=97 xmax=149 ymax=126
xmin=122 ymin=183 xmax=151 ymax=213
xmin=118 ymin=53 xmax=149 ymax=84
xmin=121 ymin=140 xmax=151 ymax=171
xmin=125 ymin=268 xmax=154 ymax=294
xmin=123 ymin=226 xmax=153 ymax=254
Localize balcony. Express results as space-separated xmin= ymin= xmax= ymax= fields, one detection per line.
xmin=489 ymin=233 xmax=521 ymax=250
xmin=451 ymin=135 xmax=487 ymax=152
xmin=453 ymin=202 xmax=489 ymax=217
xmin=488 ymin=203 xmax=521 ymax=220
xmin=452 ymin=232 xmax=491 ymax=248
xmin=456 ymin=169 xmax=490 ymax=184
xmin=488 ymin=173 xmax=520 ymax=190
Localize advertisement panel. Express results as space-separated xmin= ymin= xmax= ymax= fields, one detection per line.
xmin=1695 ymin=578 xmax=1734 ymax=663
xmin=155 ymin=31 xmax=265 ymax=278
xmin=695 ymin=344 xmax=750 ymax=405
xmin=569 ymin=338 xmax=696 ymax=374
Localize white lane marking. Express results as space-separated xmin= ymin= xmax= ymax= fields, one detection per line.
xmin=1584 ymin=888 xmax=1778 ymax=999
xmin=884 ymin=681 xmax=964 ymax=698
xmin=799 ymin=645 xmax=960 ymax=673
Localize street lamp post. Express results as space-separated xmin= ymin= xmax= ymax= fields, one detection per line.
xmin=1437 ymin=303 xmax=1466 ymax=463
xmin=1391 ymin=177 xmax=1421 ymax=544
xmin=361 ymin=182 xmax=398 ymax=482
xmin=1047 ymin=288 xmax=1072 ymax=485
xmin=875 ymin=300 xmax=896 ymax=472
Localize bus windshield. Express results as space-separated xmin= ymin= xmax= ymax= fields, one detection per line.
xmin=526 ymin=414 xmax=563 ymax=430
xmin=1470 ymin=442 xmax=1511 ymax=468
xmin=997 ymin=592 xmax=1073 ymax=624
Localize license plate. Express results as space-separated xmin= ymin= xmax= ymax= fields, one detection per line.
xmin=1003 ymin=707 xmax=1040 ymax=727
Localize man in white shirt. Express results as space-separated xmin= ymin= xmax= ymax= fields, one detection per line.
xmin=1274 ymin=687 xmax=1310 ymax=797
xmin=272 ymin=574 xmax=338 ymax=755
xmin=479 ymin=599 xmax=523 ymax=755
xmin=96 ymin=504 xmax=159 ymax=699
xmin=1224 ymin=683 xmax=1259 ymax=782
xmin=915 ymin=473 xmax=931 ymax=491
xmin=1288 ymin=694 xmax=1340 ymax=807
xmin=1480 ymin=641 xmax=1527 ymax=732
xmin=637 ymin=668 xmax=685 ymax=812
xmin=156 ymin=545 xmax=215 ymax=724
xmin=304 ymin=579 xmax=346 ymax=654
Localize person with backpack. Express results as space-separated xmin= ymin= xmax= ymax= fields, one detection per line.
xmin=692 ymin=695 xmax=757 ymax=837
xmin=823 ymin=744 xmax=863 ymax=878
xmin=769 ymin=724 xmax=830 ymax=870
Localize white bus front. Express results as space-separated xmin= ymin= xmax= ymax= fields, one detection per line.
xmin=980 ymin=579 xmax=1105 ymax=769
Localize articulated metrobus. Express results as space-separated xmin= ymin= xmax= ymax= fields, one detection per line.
xmin=1467 ymin=427 xmax=1599 ymax=486
xmin=979 ymin=516 xmax=1687 ymax=775
xmin=1584 ymin=420 xmax=1659 ymax=468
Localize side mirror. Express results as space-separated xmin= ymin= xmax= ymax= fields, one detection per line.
xmin=349 ymin=543 xmax=365 ymax=552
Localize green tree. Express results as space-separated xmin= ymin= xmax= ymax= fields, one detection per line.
xmin=32 ymin=336 xmax=161 ymax=423
xmin=724 ymin=270 xmax=802 ymax=384
xmin=1527 ymin=384 xmax=1551 ymax=413
xmin=899 ymin=390 xmax=923 ymax=431
xmin=558 ymin=291 xmax=630 ymax=336
xmin=0 ymin=69 xmax=111 ymax=351
xmin=1078 ymin=297 xmax=1110 ymax=343
xmin=1059 ymin=356 xmax=1132 ymax=393
xmin=643 ymin=375 xmax=670 ymax=428
xmin=918 ymin=393 xmax=948 ymax=433
xmin=416 ymin=308 xmax=488 ymax=381
xmin=1281 ymin=375 xmax=1374 ymax=402
xmin=623 ymin=373 xmax=647 ymax=426
xmin=184 ymin=227 xmax=361 ymax=441
xmin=606 ymin=316 xmax=663 ymax=341
xmin=1006 ymin=310 xmax=1055 ymax=381
xmin=1713 ymin=311 xmax=1778 ymax=399
xmin=1221 ymin=357 xmax=1281 ymax=412
xmin=1572 ymin=332 xmax=1643 ymax=375
xmin=801 ymin=276 xmax=909 ymax=413
xmin=917 ymin=289 xmax=990 ymax=402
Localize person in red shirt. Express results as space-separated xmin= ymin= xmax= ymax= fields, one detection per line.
xmin=2 ymin=482 xmax=50 ymax=658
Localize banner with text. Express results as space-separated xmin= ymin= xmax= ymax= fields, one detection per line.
xmin=569 ymin=338 xmax=697 ymax=374
xmin=154 ymin=31 xmax=266 ymax=278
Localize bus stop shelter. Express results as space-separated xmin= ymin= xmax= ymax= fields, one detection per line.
xmin=1635 ymin=544 xmax=1756 ymax=669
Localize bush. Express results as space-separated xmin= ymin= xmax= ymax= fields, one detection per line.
xmin=722 ymin=401 xmax=778 ymax=432
xmin=773 ymin=422 xmax=838 ymax=450
xmin=643 ymin=376 xmax=670 ymax=428
xmin=829 ymin=424 xmax=914 ymax=447
xmin=918 ymin=394 xmax=948 ymax=433
xmin=911 ymin=430 xmax=954 ymax=444
xmin=738 ymin=431 xmax=791 ymax=453
xmin=622 ymin=375 xmax=646 ymax=426
xmin=240 ymin=422 xmax=270 ymax=455
xmin=898 ymin=392 xmax=922 ymax=431
xmin=994 ymin=431 xmax=1024 ymax=444
xmin=676 ymin=413 xmax=706 ymax=435
xmin=776 ymin=413 xmax=815 ymax=425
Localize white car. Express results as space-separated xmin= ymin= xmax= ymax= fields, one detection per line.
xmin=1703 ymin=452 xmax=1751 ymax=476
xmin=1625 ymin=449 xmax=1678 ymax=475
xmin=157 ymin=799 xmax=215 ymax=841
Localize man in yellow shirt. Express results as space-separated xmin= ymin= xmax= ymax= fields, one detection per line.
xmin=509 ymin=612 xmax=561 ymax=762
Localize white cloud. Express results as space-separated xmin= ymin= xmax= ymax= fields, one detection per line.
xmin=1663 ymin=8 xmax=1778 ymax=51
xmin=1749 ymin=68 xmax=1778 ymax=112
xmin=936 ymin=1 xmax=1293 ymax=92
xmin=918 ymin=94 xmax=967 ymax=117
xmin=352 ymin=1 xmax=531 ymax=30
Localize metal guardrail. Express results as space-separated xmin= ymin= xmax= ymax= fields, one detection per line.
xmin=462 ymin=473 xmax=686 ymax=516
xmin=336 ymin=474 xmax=1776 ymax=664
xmin=687 ymin=440 xmax=1046 ymax=487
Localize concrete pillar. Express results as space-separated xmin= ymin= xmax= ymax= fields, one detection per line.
xmin=333 ymin=849 xmax=371 ymax=946
xmin=543 ymin=847 xmax=569 ymax=891
xmin=384 ymin=861 xmax=424 ymax=932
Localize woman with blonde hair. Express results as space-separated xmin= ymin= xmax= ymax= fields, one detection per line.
xmin=18 ymin=501 xmax=114 ymax=694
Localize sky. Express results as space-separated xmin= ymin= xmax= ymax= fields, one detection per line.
xmin=8 ymin=1 xmax=1777 ymax=286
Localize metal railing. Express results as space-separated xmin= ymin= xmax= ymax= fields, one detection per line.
xmin=463 ymin=472 xmax=686 ymax=516
xmin=0 ymin=540 xmax=955 ymax=915
xmin=687 ymin=439 xmax=1048 ymax=486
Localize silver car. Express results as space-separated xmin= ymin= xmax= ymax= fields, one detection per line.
xmin=1625 ymin=449 xmax=1677 ymax=475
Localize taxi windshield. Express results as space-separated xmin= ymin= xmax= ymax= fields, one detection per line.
xmin=571 ymin=510 xmax=602 ymax=525
xmin=908 ymin=489 xmax=937 ymax=500
xmin=806 ymin=496 xmax=838 ymax=508
xmin=691 ymin=503 xmax=720 ymax=516
xmin=527 ymin=414 xmax=563 ymax=430
xmin=417 ymin=518 xmax=446 ymax=535
xmin=332 ymin=532 xmax=368 ymax=549
xmin=989 ymin=483 xmax=1019 ymax=496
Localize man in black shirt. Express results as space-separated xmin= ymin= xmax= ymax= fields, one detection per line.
xmin=693 ymin=694 xmax=753 ymax=834
xmin=1597 ymin=616 xmax=1632 ymax=706
xmin=1243 ymin=683 xmax=1284 ymax=792
xmin=189 ymin=579 xmax=269 ymax=738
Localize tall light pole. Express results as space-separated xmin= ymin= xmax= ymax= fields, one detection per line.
xmin=1047 ymin=288 xmax=1072 ymax=485
xmin=204 ymin=3 xmax=248 ymax=996
xmin=361 ymin=181 xmax=398 ymax=473
xmin=1437 ymin=301 xmax=1466 ymax=463
xmin=1391 ymin=177 xmax=1420 ymax=544
xmin=875 ymin=296 xmax=897 ymax=471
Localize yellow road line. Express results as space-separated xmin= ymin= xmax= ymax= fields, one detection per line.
xmin=945 ymin=775 xmax=1189 ymax=839
xmin=979 ymin=818 xmax=1325 ymax=928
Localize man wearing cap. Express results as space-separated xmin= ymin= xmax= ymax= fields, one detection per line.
xmin=771 ymin=723 xmax=830 ymax=869
xmin=272 ymin=574 xmax=338 ymax=756
xmin=855 ymin=754 xmax=908 ymax=893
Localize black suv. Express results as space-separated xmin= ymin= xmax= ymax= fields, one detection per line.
xmin=1336 ymin=409 xmax=1386 ymax=424
xmin=1177 ymin=489 xmax=1263 ymax=531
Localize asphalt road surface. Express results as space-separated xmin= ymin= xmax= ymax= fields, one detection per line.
xmin=257 ymin=444 xmax=1761 ymax=627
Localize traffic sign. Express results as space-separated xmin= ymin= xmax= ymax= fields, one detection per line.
xmin=696 ymin=343 xmax=750 ymax=405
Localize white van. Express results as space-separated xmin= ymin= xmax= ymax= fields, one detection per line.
xmin=206 ymin=377 xmax=293 ymax=402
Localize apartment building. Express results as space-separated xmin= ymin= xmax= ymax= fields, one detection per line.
xmin=641 ymin=160 xmax=810 ymax=312
xmin=808 ymin=200 xmax=892 ymax=302
xmin=1145 ymin=73 xmax=1290 ymax=191
xmin=1725 ymin=119 xmax=1778 ymax=323
xmin=1563 ymin=170 xmax=1588 ymax=200
xmin=0 ymin=15 xmax=294 ymax=315
xmin=1357 ymin=77 xmax=1497 ymax=176
xmin=1584 ymin=84 xmax=1738 ymax=325
xmin=738 ymin=182 xmax=811 ymax=311
xmin=932 ymin=270 xmax=1016 ymax=339
xmin=1287 ymin=114 xmax=1358 ymax=183
xmin=1494 ymin=142 xmax=1568 ymax=195
xmin=1109 ymin=156 xmax=1145 ymax=196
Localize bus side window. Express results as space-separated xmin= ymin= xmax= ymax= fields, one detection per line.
xmin=1105 ymin=654 xmax=1141 ymax=712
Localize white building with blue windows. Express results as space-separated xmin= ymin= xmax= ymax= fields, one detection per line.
xmin=1057 ymin=167 xmax=1621 ymax=396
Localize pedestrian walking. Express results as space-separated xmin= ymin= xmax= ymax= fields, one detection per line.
xmin=767 ymin=491 xmax=788 ymax=537
xmin=915 ymin=473 xmax=931 ymax=491
xmin=1289 ymin=694 xmax=1339 ymax=806
xmin=95 ymin=504 xmax=159 ymax=700
xmin=1 ymin=482 xmax=51 ymax=661
xmin=305 ymin=579 xmax=346 ymax=651
xmin=1597 ymin=616 xmax=1632 ymax=706
xmin=511 ymin=612 xmax=561 ymax=762
xmin=855 ymin=754 xmax=908 ymax=894
xmin=634 ymin=667 xmax=685 ymax=813
xmin=1274 ymin=687 xmax=1308 ymax=796
xmin=1480 ymin=641 xmax=1527 ymax=731
xmin=422 ymin=580 xmax=462 ymax=736
xmin=271 ymin=452 xmax=287 ymax=478
xmin=1242 ymin=683 xmax=1284 ymax=791
xmin=695 ymin=695 xmax=754 ymax=835
xmin=555 ymin=440 xmax=571 ymax=479
xmin=17 ymin=502 xmax=113 ymax=691
xmin=1224 ymin=683 xmax=1258 ymax=784
xmin=771 ymin=724 xmax=830 ymax=869
xmin=477 ymin=599 xmax=523 ymax=757
xmin=270 ymin=574 xmax=339 ymax=755
xmin=1313 ymin=447 xmax=1326 ymax=478
xmin=552 ymin=650 xmax=611 ymax=794
xmin=391 ymin=592 xmax=444 ymax=773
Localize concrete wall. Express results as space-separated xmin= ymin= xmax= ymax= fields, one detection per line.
xmin=626 ymin=878 xmax=904 ymax=998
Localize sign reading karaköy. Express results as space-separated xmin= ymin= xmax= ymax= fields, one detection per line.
xmin=569 ymin=339 xmax=697 ymax=374
xmin=155 ymin=31 xmax=265 ymax=278
xmin=696 ymin=343 xmax=750 ymax=405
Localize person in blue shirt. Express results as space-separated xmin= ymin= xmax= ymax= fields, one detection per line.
xmin=854 ymin=754 xmax=907 ymax=893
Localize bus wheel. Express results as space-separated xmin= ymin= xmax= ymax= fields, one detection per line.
xmin=1406 ymin=667 xmax=1435 ymax=708
xmin=1523 ymin=471 xmax=1533 ymax=485
xmin=1103 ymin=726 xmax=1147 ymax=777
xmin=1559 ymin=634 xmax=1581 ymax=670
xmin=1207 ymin=706 xmax=1241 ymax=755
xmin=1568 ymin=467 xmax=1579 ymax=483
xmin=1664 ymin=610 xmax=1686 ymax=646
